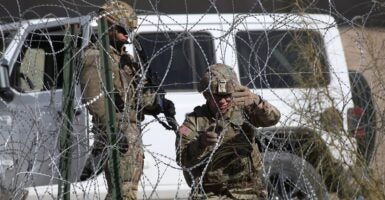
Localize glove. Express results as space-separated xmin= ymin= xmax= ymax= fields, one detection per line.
xmin=199 ymin=131 xmax=218 ymax=147
xmin=163 ymin=98 xmax=176 ymax=117
xmin=232 ymin=86 xmax=261 ymax=107
xmin=199 ymin=124 xmax=223 ymax=147
xmin=163 ymin=98 xmax=178 ymax=131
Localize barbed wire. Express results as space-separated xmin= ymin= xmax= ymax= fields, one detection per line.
xmin=0 ymin=0 xmax=384 ymax=200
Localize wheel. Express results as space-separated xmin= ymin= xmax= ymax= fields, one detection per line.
xmin=263 ymin=152 xmax=329 ymax=200
xmin=348 ymin=70 xmax=376 ymax=163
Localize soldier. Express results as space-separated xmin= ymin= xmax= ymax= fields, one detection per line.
xmin=79 ymin=1 xmax=155 ymax=199
xmin=176 ymin=63 xmax=281 ymax=199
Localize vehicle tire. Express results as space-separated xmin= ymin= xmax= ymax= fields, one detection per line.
xmin=348 ymin=70 xmax=376 ymax=163
xmin=263 ymin=151 xmax=329 ymax=200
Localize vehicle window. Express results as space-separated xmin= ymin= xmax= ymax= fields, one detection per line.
xmin=236 ymin=30 xmax=330 ymax=89
xmin=136 ymin=31 xmax=215 ymax=91
xmin=10 ymin=30 xmax=66 ymax=92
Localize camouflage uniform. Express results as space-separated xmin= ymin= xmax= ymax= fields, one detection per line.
xmin=79 ymin=1 xmax=148 ymax=199
xmin=80 ymin=44 xmax=143 ymax=199
xmin=176 ymin=64 xmax=281 ymax=199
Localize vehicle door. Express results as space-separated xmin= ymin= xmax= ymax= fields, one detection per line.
xmin=0 ymin=17 xmax=91 ymax=192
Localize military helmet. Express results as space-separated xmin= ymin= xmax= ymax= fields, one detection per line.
xmin=99 ymin=1 xmax=137 ymax=30
xmin=198 ymin=63 xmax=240 ymax=95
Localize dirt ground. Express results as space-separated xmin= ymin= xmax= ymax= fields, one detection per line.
xmin=340 ymin=26 xmax=385 ymax=192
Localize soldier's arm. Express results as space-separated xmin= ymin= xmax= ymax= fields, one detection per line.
xmin=175 ymin=114 xmax=212 ymax=168
xmin=245 ymin=100 xmax=281 ymax=127
xmin=233 ymin=86 xmax=281 ymax=127
xmin=80 ymin=48 xmax=107 ymax=122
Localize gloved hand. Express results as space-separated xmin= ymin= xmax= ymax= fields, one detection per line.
xmin=232 ymin=85 xmax=261 ymax=107
xmin=199 ymin=124 xmax=222 ymax=147
xmin=163 ymin=98 xmax=178 ymax=131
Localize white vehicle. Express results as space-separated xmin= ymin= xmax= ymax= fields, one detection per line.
xmin=0 ymin=13 xmax=375 ymax=199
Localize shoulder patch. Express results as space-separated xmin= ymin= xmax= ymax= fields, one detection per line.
xmin=178 ymin=125 xmax=192 ymax=137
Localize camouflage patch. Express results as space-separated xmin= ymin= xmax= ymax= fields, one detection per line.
xmin=179 ymin=125 xmax=191 ymax=137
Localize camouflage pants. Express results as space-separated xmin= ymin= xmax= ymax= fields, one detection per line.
xmin=87 ymin=115 xmax=144 ymax=200
xmin=190 ymin=177 xmax=267 ymax=200
xmin=191 ymin=187 xmax=267 ymax=200
xmin=80 ymin=49 xmax=144 ymax=199
xmin=107 ymin=118 xmax=144 ymax=200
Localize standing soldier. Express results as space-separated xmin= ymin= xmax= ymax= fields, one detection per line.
xmin=176 ymin=63 xmax=281 ymax=199
xmin=79 ymin=1 xmax=156 ymax=199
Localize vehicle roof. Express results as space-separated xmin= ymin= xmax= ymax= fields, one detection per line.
xmin=0 ymin=13 xmax=336 ymax=31
xmin=0 ymin=16 xmax=90 ymax=30
xmin=138 ymin=13 xmax=336 ymax=27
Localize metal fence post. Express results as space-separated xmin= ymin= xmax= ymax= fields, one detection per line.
xmin=98 ymin=17 xmax=122 ymax=200
xmin=58 ymin=24 xmax=78 ymax=200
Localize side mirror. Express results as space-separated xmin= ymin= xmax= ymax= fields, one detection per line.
xmin=0 ymin=62 xmax=14 ymax=102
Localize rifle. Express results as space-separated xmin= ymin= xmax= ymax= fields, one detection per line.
xmin=131 ymin=39 xmax=178 ymax=131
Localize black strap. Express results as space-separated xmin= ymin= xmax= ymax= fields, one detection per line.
xmin=153 ymin=114 xmax=178 ymax=131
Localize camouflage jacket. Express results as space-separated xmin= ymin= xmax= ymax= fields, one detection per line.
xmin=80 ymin=44 xmax=144 ymax=123
xmin=176 ymin=101 xmax=280 ymax=192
